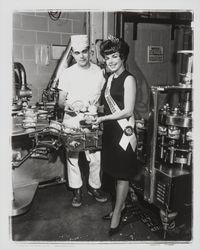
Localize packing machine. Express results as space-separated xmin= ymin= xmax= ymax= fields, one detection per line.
xmin=132 ymin=50 xmax=193 ymax=237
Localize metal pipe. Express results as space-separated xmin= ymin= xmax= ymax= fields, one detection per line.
xmin=169 ymin=146 xmax=175 ymax=164
xmin=160 ymin=135 xmax=165 ymax=159
xmin=12 ymin=148 xmax=37 ymax=169
xmin=187 ymin=148 xmax=192 ymax=166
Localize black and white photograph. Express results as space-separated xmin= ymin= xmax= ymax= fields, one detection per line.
xmin=0 ymin=0 xmax=199 ymax=249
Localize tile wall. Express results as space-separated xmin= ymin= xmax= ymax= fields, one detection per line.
xmin=13 ymin=11 xmax=87 ymax=104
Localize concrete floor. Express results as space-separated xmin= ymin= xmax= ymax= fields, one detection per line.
xmin=11 ymin=182 xmax=191 ymax=243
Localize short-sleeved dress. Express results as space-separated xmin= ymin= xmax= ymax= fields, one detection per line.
xmin=101 ymin=70 xmax=138 ymax=180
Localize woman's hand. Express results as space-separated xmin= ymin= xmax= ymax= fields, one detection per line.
xmin=93 ymin=116 xmax=105 ymax=125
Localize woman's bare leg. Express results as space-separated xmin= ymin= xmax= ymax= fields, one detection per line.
xmin=110 ymin=179 xmax=129 ymax=228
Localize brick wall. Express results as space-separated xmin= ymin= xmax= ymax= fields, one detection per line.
xmin=13 ymin=11 xmax=87 ymax=104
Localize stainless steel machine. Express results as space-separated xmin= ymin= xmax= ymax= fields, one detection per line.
xmin=38 ymin=40 xmax=73 ymax=120
xmin=11 ymin=41 xmax=103 ymax=215
xmin=132 ymin=50 xmax=193 ymax=238
xmin=13 ymin=62 xmax=32 ymax=113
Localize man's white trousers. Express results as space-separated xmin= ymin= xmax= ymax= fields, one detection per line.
xmin=67 ymin=151 xmax=101 ymax=189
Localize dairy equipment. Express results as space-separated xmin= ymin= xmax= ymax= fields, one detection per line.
xmin=39 ymin=41 xmax=73 ymax=119
xmin=131 ymin=50 xmax=193 ymax=238
xmin=13 ymin=62 xmax=32 ymax=112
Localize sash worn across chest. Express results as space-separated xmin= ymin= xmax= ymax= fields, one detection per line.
xmin=105 ymin=75 xmax=137 ymax=151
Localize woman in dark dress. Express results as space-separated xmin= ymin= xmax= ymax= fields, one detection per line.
xmin=94 ymin=36 xmax=138 ymax=236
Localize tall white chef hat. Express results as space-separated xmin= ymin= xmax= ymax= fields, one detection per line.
xmin=71 ymin=35 xmax=89 ymax=51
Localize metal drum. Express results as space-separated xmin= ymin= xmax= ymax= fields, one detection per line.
xmin=166 ymin=114 xmax=192 ymax=128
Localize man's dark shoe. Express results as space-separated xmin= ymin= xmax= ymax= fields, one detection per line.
xmin=72 ymin=188 xmax=82 ymax=207
xmin=87 ymin=187 xmax=107 ymax=203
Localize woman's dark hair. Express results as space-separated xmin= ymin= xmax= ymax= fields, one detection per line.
xmin=100 ymin=37 xmax=129 ymax=62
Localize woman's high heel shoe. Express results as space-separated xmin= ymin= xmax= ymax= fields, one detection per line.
xmin=102 ymin=207 xmax=127 ymax=220
xmin=108 ymin=216 xmax=122 ymax=236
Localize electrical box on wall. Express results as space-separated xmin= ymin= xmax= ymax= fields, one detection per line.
xmin=51 ymin=45 xmax=67 ymax=60
xmin=147 ymin=45 xmax=164 ymax=63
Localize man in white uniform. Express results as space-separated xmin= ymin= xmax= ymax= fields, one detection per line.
xmin=58 ymin=34 xmax=107 ymax=207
